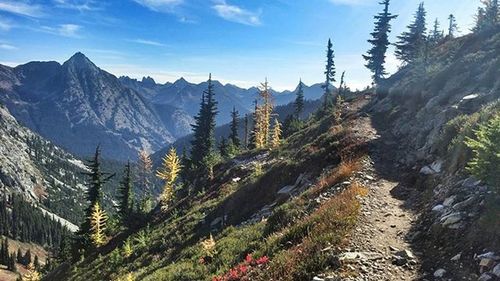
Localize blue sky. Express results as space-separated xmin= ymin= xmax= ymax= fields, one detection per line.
xmin=0 ymin=0 xmax=480 ymax=90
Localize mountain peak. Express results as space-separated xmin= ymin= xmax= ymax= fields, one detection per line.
xmin=173 ymin=77 xmax=189 ymax=87
xmin=64 ymin=52 xmax=96 ymax=70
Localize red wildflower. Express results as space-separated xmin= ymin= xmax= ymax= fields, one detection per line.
xmin=256 ymin=256 xmax=269 ymax=265
xmin=245 ymin=254 xmax=253 ymax=264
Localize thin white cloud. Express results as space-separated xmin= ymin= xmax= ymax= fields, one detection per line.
xmin=0 ymin=1 xmax=44 ymax=17
xmin=41 ymin=24 xmax=83 ymax=38
xmin=59 ymin=24 xmax=82 ymax=37
xmin=212 ymin=0 xmax=261 ymax=26
xmin=0 ymin=20 xmax=13 ymax=31
xmin=53 ymin=0 xmax=103 ymax=11
xmin=129 ymin=39 xmax=166 ymax=47
xmin=132 ymin=0 xmax=183 ymax=13
xmin=0 ymin=43 xmax=17 ymax=50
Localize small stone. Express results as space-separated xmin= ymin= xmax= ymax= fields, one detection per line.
xmin=479 ymin=258 xmax=495 ymax=269
xmin=440 ymin=212 xmax=462 ymax=226
xmin=393 ymin=255 xmax=407 ymax=266
xmin=395 ymin=249 xmax=415 ymax=260
xmin=434 ymin=268 xmax=446 ymax=278
xmin=478 ymin=273 xmax=494 ymax=281
xmin=450 ymin=253 xmax=461 ymax=261
xmin=492 ymin=263 xmax=500 ymax=277
xmin=432 ymin=204 xmax=444 ymax=212
xmin=389 ymin=246 xmax=399 ymax=252
xmin=312 ymin=277 xmax=324 ymax=281
xmin=462 ymin=177 xmax=481 ymax=188
xmin=443 ymin=196 xmax=457 ymax=207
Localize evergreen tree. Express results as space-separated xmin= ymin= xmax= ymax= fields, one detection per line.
xmin=33 ymin=255 xmax=40 ymax=272
xmin=363 ymin=0 xmax=398 ymax=84
xmin=0 ymin=240 xmax=3 ymax=265
xmin=294 ymin=79 xmax=305 ymax=118
xmin=474 ymin=7 xmax=488 ymax=32
xmin=23 ymin=249 xmax=32 ymax=266
xmin=218 ymin=137 xmax=229 ymax=158
xmin=250 ymin=100 xmax=261 ymax=149
xmin=475 ymin=0 xmax=499 ymax=31
xmin=16 ymin=248 xmax=22 ymax=264
xmin=90 ymin=203 xmax=107 ymax=247
xmin=156 ymin=148 xmax=182 ymax=211
xmin=243 ymin=114 xmax=250 ymax=149
xmin=322 ymin=39 xmax=336 ymax=109
xmin=117 ymin=162 xmax=133 ymax=226
xmin=429 ymin=18 xmax=444 ymax=45
xmin=229 ymin=107 xmax=241 ymax=148
xmin=271 ymin=119 xmax=282 ymax=149
xmin=190 ymin=74 xmax=218 ymax=170
xmin=76 ymin=146 xmax=111 ymax=252
xmin=338 ymin=71 xmax=346 ymax=97
xmin=484 ymin=0 xmax=499 ymax=26
xmin=395 ymin=2 xmax=427 ymax=64
xmin=8 ymin=252 xmax=16 ymax=272
xmin=447 ymin=14 xmax=458 ymax=38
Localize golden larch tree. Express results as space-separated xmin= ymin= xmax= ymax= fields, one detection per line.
xmin=23 ymin=262 xmax=41 ymax=281
xmin=156 ymin=147 xmax=182 ymax=211
xmin=90 ymin=202 xmax=107 ymax=247
xmin=271 ymin=118 xmax=282 ymax=149
xmin=259 ymin=79 xmax=273 ymax=146
xmin=137 ymin=149 xmax=153 ymax=193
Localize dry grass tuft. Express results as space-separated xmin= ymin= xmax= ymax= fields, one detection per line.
xmin=309 ymin=160 xmax=362 ymax=197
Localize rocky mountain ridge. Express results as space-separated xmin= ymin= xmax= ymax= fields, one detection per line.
xmin=0 ymin=103 xmax=85 ymax=226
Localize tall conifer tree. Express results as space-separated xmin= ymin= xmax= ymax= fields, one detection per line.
xmin=118 ymin=161 xmax=133 ymax=225
xmin=447 ymin=14 xmax=458 ymax=38
xmin=75 ymin=146 xmax=112 ymax=253
xmin=229 ymin=107 xmax=241 ymax=148
xmin=429 ymin=18 xmax=444 ymax=45
xmin=322 ymin=39 xmax=336 ymax=109
xmin=294 ymin=79 xmax=305 ymax=118
xmin=363 ymin=0 xmax=398 ymax=84
xmin=395 ymin=2 xmax=427 ymax=64
xmin=190 ymin=74 xmax=218 ymax=169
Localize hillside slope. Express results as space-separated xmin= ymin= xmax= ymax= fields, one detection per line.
xmin=0 ymin=103 xmax=87 ymax=225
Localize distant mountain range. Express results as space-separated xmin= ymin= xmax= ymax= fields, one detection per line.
xmin=0 ymin=52 xmax=325 ymax=160
xmin=118 ymin=75 xmax=326 ymax=123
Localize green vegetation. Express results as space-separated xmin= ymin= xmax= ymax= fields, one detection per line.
xmin=465 ymin=113 xmax=500 ymax=190
xmin=363 ymin=0 xmax=398 ymax=84
xmin=440 ymin=101 xmax=500 ymax=176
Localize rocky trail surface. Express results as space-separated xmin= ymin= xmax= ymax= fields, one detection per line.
xmin=316 ymin=98 xmax=422 ymax=281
